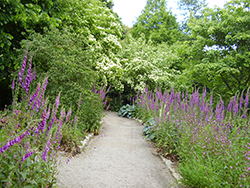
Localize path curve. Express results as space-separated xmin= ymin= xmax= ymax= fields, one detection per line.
xmin=57 ymin=111 xmax=178 ymax=188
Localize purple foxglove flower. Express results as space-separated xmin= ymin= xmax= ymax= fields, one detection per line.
xmin=0 ymin=142 xmax=10 ymax=154
xmin=92 ymin=84 xmax=95 ymax=92
xmin=38 ymin=109 xmax=47 ymax=133
xmin=11 ymin=78 xmax=15 ymax=90
xmin=21 ymin=151 xmax=34 ymax=163
xmin=245 ymin=88 xmax=249 ymax=109
xmin=233 ymin=102 xmax=239 ymax=115
xmin=61 ymin=109 xmax=66 ymax=119
xmin=0 ymin=129 xmax=30 ymax=154
xmin=107 ymin=85 xmax=111 ymax=93
xmin=18 ymin=51 xmax=28 ymax=84
xmin=28 ymin=85 xmax=41 ymax=106
xmin=23 ymin=60 xmax=32 ymax=93
xmin=46 ymin=106 xmax=51 ymax=119
xmin=78 ymin=98 xmax=82 ymax=108
xmin=103 ymin=98 xmax=108 ymax=106
xmin=47 ymin=110 xmax=56 ymax=133
xmin=170 ymin=88 xmax=175 ymax=101
xmin=177 ymin=90 xmax=181 ymax=104
xmin=101 ymin=92 xmax=105 ymax=100
xmin=221 ymin=100 xmax=225 ymax=111
xmin=227 ymin=99 xmax=233 ymax=112
xmin=210 ymin=92 xmax=213 ymax=107
xmin=37 ymin=78 xmax=48 ymax=111
xmin=106 ymin=104 xmax=110 ymax=110
xmin=240 ymin=91 xmax=244 ymax=110
xmin=66 ymin=108 xmax=72 ymax=122
xmin=185 ymin=87 xmax=189 ymax=100
xmin=242 ymin=111 xmax=247 ymax=119
xmin=42 ymin=138 xmax=51 ymax=162
xmin=55 ymin=93 xmax=60 ymax=108
xmin=140 ymin=93 xmax=144 ymax=100
xmin=74 ymin=117 xmax=77 ymax=122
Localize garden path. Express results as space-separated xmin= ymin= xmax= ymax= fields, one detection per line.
xmin=57 ymin=111 xmax=178 ymax=188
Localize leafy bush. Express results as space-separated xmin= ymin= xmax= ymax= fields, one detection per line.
xmin=118 ymin=104 xmax=136 ymax=119
xmin=142 ymin=118 xmax=157 ymax=140
xmin=0 ymin=50 xmax=108 ymax=187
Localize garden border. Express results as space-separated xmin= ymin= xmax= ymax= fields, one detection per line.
xmin=134 ymin=118 xmax=182 ymax=182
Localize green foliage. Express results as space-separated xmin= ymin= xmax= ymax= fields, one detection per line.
xmin=184 ymin=0 xmax=250 ymax=101
xmin=135 ymin=87 xmax=250 ymax=187
xmin=78 ymin=92 xmax=104 ymax=133
xmin=0 ymin=0 xmax=67 ymax=107
xmin=131 ymin=0 xmax=183 ymax=45
xmin=99 ymin=0 xmax=114 ymax=9
xmin=0 ymin=79 xmax=61 ymax=187
xmin=142 ymin=118 xmax=157 ymax=140
xmin=178 ymin=0 xmax=207 ymax=15
xmin=118 ymin=104 xmax=136 ymax=119
xmin=116 ymin=34 xmax=180 ymax=101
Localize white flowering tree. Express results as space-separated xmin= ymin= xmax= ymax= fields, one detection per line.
xmin=117 ymin=34 xmax=180 ymax=99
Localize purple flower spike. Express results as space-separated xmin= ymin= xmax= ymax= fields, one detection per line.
xmin=55 ymin=93 xmax=60 ymax=108
xmin=37 ymin=78 xmax=48 ymax=111
xmin=28 ymin=85 xmax=41 ymax=106
xmin=240 ymin=91 xmax=244 ymax=110
xmin=106 ymin=104 xmax=110 ymax=110
xmin=23 ymin=60 xmax=32 ymax=93
xmin=38 ymin=109 xmax=47 ymax=133
xmin=42 ymin=138 xmax=51 ymax=162
xmin=21 ymin=151 xmax=34 ymax=163
xmin=227 ymin=99 xmax=233 ymax=112
xmin=66 ymin=108 xmax=72 ymax=122
xmin=19 ymin=50 xmax=28 ymax=84
xmin=210 ymin=92 xmax=213 ymax=107
xmin=245 ymin=88 xmax=249 ymax=109
xmin=78 ymin=98 xmax=82 ymax=108
xmin=0 ymin=142 xmax=10 ymax=154
xmin=92 ymin=84 xmax=95 ymax=92
xmin=107 ymin=85 xmax=111 ymax=93
xmin=11 ymin=78 xmax=15 ymax=90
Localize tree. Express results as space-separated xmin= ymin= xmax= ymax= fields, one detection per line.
xmin=99 ymin=0 xmax=114 ymax=9
xmin=131 ymin=0 xmax=182 ymax=45
xmin=183 ymin=0 xmax=250 ymax=101
xmin=178 ymin=0 xmax=207 ymax=16
xmin=0 ymin=0 xmax=67 ymax=107
xmin=177 ymin=0 xmax=208 ymax=31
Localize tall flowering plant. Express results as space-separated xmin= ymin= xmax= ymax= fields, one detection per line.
xmin=135 ymin=86 xmax=250 ymax=187
xmin=0 ymin=50 xmax=74 ymax=187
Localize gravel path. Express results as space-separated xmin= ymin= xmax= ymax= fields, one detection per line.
xmin=57 ymin=111 xmax=178 ymax=188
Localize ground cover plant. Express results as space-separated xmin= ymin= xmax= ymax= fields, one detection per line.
xmin=0 ymin=51 xmax=108 ymax=187
xmin=135 ymin=87 xmax=250 ymax=187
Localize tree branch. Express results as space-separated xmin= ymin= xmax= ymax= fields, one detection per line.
xmin=220 ymin=73 xmax=232 ymax=91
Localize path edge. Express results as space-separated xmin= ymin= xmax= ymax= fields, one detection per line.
xmin=78 ymin=119 xmax=104 ymax=152
xmin=134 ymin=118 xmax=183 ymax=182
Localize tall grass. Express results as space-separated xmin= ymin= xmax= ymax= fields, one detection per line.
xmin=136 ymin=87 xmax=250 ymax=187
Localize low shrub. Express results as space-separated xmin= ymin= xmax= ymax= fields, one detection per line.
xmin=118 ymin=104 xmax=136 ymax=119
